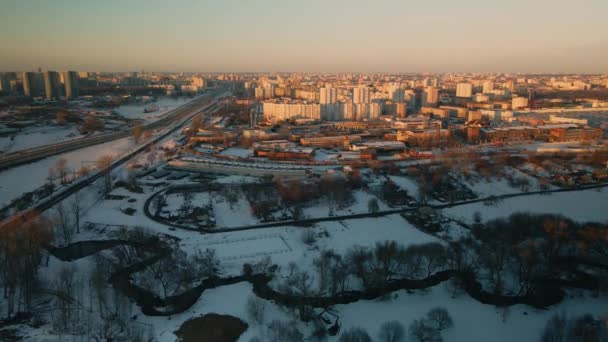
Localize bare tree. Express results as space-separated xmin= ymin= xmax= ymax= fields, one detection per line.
xmin=54 ymin=202 xmax=73 ymax=244
xmin=426 ymin=307 xmax=453 ymax=331
xmin=408 ymin=319 xmax=441 ymax=342
xmin=55 ymin=158 xmax=69 ymax=184
xmin=339 ymin=327 xmax=372 ymax=342
xmin=97 ymin=155 xmax=114 ymax=194
xmin=368 ymin=198 xmax=380 ymax=214
xmin=267 ymin=320 xmax=303 ymax=342
xmin=78 ymin=165 xmax=91 ymax=178
xmin=90 ymin=255 xmax=110 ymax=318
xmin=56 ymin=110 xmax=68 ymax=125
xmin=246 ymin=295 xmax=266 ymax=326
xmin=301 ymin=229 xmax=316 ymax=246
xmin=132 ymin=122 xmax=143 ymax=143
xmin=71 ymin=191 xmax=82 ymax=234
xmin=191 ymin=115 xmax=202 ymax=132
xmin=194 ymin=248 xmax=221 ymax=278
xmin=52 ymin=266 xmax=77 ymax=332
xmin=0 ymin=213 xmax=53 ymax=317
xmin=82 ymin=114 xmax=104 ymax=132
xmin=378 ymin=321 xmax=405 ymax=342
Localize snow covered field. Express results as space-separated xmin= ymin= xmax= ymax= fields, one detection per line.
xmin=0 ymin=126 xmax=82 ymax=153
xmin=21 ymin=171 xmax=608 ymax=341
xmin=113 ymin=97 xmax=191 ymax=122
xmin=219 ymin=147 xmax=253 ymax=158
xmin=138 ymin=274 xmax=608 ymax=342
xmin=7 ymin=126 xmax=607 ymax=341
xmin=303 ymin=189 xmax=389 ymax=218
xmin=196 ymin=234 xmax=291 ymax=261
xmin=443 ymin=188 xmax=608 ymax=224
xmin=388 ymin=175 xmax=420 ymax=195
xmin=0 ymin=137 xmax=134 ymax=207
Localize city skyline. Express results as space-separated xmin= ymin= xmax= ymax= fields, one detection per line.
xmin=1 ymin=0 xmax=607 ymax=73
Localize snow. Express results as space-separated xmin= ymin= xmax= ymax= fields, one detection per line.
xmin=388 ymin=175 xmax=420 ymax=195
xmin=313 ymin=149 xmax=340 ymax=162
xmin=303 ymin=190 xmax=389 ymax=218
xmin=443 ymin=188 xmax=608 ymax=224
xmin=196 ymin=234 xmax=291 ymax=261
xmin=0 ymin=137 xmax=135 ymax=207
xmin=0 ymin=126 xmax=82 ymax=153
xmin=214 ymin=195 xmax=257 ymax=227
xmin=458 ymin=167 xmax=545 ymax=198
xmin=214 ymin=175 xmax=261 ymax=184
xmin=335 ymin=286 xmax=608 ymax=342
xmin=138 ymin=271 xmax=608 ymax=342
xmin=219 ymin=147 xmax=253 ymax=158
xmin=113 ymin=97 xmax=191 ymax=122
xmin=140 ymin=282 xmax=255 ymax=342
xmin=312 ymin=215 xmax=439 ymax=254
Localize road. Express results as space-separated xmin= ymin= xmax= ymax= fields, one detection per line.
xmin=0 ymin=90 xmax=228 ymax=229
xmin=142 ymin=181 xmax=608 ymax=233
xmin=0 ymin=93 xmax=215 ymax=171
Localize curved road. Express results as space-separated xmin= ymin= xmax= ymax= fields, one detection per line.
xmin=142 ymin=181 xmax=608 ymax=233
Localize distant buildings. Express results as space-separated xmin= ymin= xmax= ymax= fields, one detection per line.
xmin=548 ymin=127 xmax=602 ymax=142
xmin=504 ymin=80 xmax=515 ymax=93
xmin=62 ymin=71 xmax=79 ymax=99
xmin=262 ymin=98 xmax=321 ymax=121
xmin=396 ymin=128 xmax=450 ymax=147
xmin=255 ymin=85 xmax=275 ymax=100
xmin=0 ymin=73 xmax=15 ymax=93
xmin=422 ymin=87 xmax=438 ymax=106
xmin=482 ymin=80 xmax=494 ymax=94
xmin=23 ymin=70 xmax=79 ymax=99
xmin=22 ymin=71 xmax=44 ymax=97
xmin=456 ymin=83 xmax=473 ymax=98
xmin=512 ymin=96 xmax=529 ymax=109
xmin=352 ymin=86 xmax=370 ymax=104
xmin=319 ymin=86 xmax=337 ymax=104
xmin=548 ymin=115 xmax=588 ymax=125
xmin=191 ymin=77 xmax=206 ymax=89
xmin=43 ymin=71 xmax=62 ymax=100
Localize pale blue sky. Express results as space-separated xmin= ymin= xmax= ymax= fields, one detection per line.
xmin=1 ymin=0 xmax=607 ymax=72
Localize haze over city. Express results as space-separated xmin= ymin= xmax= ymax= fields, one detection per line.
xmin=1 ymin=0 xmax=608 ymax=73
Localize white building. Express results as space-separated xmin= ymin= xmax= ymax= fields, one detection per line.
xmin=456 ymin=83 xmax=473 ymax=98
xmin=474 ymin=93 xmax=490 ymax=103
xmin=262 ymin=99 xmax=321 ymax=122
xmin=422 ymin=87 xmax=438 ymax=106
xmin=353 ymin=86 xmax=371 ymax=104
xmin=549 ymin=115 xmax=588 ymax=125
xmin=512 ymin=96 xmax=529 ymax=109
xmin=482 ymin=80 xmax=494 ymax=94
xmin=320 ymin=87 xmax=337 ymax=104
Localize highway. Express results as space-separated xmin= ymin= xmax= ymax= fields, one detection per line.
xmin=0 ymin=90 xmax=228 ymax=229
xmin=0 ymin=92 xmax=216 ymax=171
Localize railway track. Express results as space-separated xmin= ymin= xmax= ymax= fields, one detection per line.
xmin=0 ymin=94 xmax=213 ymax=171
xmin=0 ymin=91 xmax=228 ymax=228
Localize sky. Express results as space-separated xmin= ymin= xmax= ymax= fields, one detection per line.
xmin=1 ymin=0 xmax=607 ymax=73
